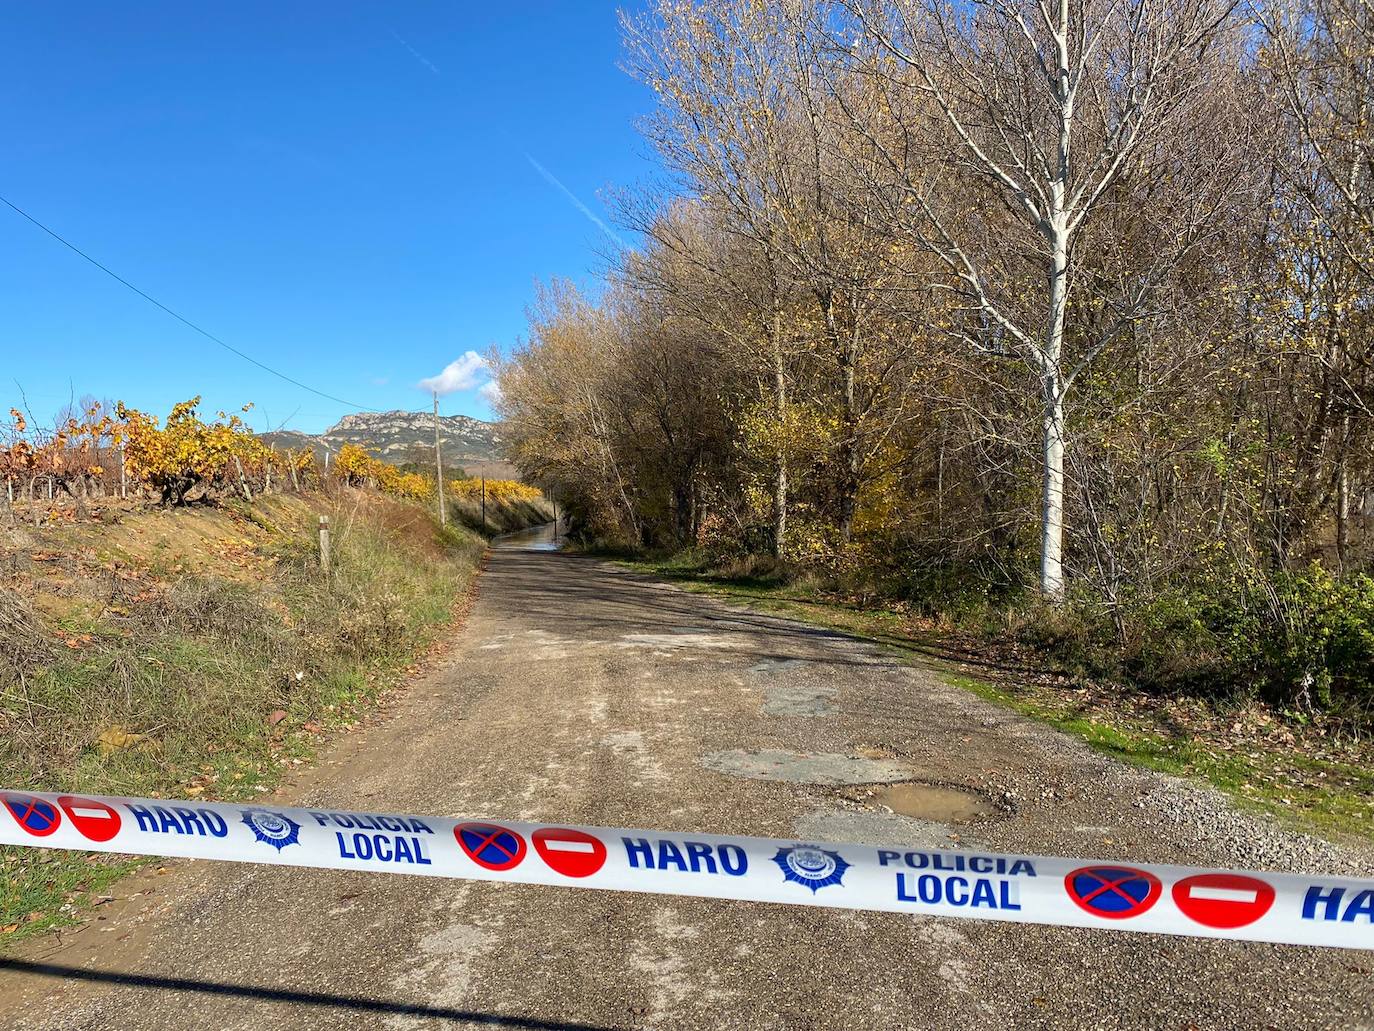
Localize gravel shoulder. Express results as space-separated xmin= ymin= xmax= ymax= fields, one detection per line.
xmin=0 ymin=542 xmax=1370 ymax=1030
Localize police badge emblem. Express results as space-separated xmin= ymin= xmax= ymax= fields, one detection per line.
xmin=773 ymin=844 xmax=850 ymax=893
xmin=241 ymin=808 xmax=301 ymax=852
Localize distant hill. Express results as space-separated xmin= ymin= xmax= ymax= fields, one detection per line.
xmin=259 ymin=411 xmax=513 ymax=478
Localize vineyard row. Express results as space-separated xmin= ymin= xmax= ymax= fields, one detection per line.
xmin=1 ymin=397 xmax=536 ymax=524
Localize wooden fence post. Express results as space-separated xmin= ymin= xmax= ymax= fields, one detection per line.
xmin=232 ymin=455 xmax=253 ymax=502
xmin=319 ymin=515 xmax=331 ymax=573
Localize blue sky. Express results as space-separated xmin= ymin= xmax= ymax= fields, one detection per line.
xmin=1 ymin=2 xmax=656 ymax=432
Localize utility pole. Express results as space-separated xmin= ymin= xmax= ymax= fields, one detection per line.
xmin=480 ymin=476 xmax=486 ymax=533
xmin=433 ymin=391 xmax=447 ymax=526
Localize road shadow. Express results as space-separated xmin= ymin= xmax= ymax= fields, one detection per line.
xmin=489 ymin=550 xmax=1050 ymax=679
xmin=0 ymin=958 xmax=612 ymax=1030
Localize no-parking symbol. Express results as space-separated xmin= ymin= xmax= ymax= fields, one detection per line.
xmin=1065 ymin=865 xmax=1162 ymax=919
xmin=455 ymin=822 xmax=527 ymax=871
xmin=2 ymin=794 xmax=61 ymax=837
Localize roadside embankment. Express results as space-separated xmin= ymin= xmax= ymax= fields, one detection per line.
xmin=0 ymin=489 xmax=484 ymax=942
xmin=447 ymin=478 xmax=553 ymax=536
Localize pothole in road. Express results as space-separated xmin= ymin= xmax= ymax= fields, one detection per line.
xmin=853 ymin=743 xmax=894 ymax=759
xmin=762 ymin=683 xmax=836 ymax=717
xmin=749 ymin=657 xmax=809 ymax=674
xmin=844 ymin=781 xmax=1000 ymax=824
xmin=701 ymin=748 xmax=911 ymax=785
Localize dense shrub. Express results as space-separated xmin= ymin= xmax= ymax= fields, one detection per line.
xmin=679 ymin=535 xmax=1374 ymax=721
xmin=1207 ymin=567 xmax=1374 ymax=711
xmin=1022 ymin=565 xmax=1374 ymax=717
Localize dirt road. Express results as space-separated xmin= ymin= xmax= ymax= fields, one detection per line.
xmin=1 ymin=534 xmax=1370 ymax=1029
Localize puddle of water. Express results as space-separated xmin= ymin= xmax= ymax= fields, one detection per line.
xmin=867 ymin=782 xmax=996 ymax=823
xmin=491 ymin=522 xmax=560 ymax=551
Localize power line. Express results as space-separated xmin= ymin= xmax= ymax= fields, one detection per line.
xmin=0 ymin=193 xmax=374 ymax=412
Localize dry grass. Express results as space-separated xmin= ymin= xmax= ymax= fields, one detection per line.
xmin=0 ymin=488 xmax=484 ymax=941
xmin=0 ymin=590 xmax=52 ymax=671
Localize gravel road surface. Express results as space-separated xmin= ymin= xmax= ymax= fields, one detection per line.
xmin=1 ymin=530 xmax=1370 ymax=1029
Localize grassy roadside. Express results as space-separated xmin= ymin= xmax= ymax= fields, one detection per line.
xmin=1 ymin=490 xmax=485 ymax=944
xmin=618 ymin=554 xmax=1374 ymax=847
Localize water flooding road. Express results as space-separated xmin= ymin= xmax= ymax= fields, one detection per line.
xmin=490 ymin=521 xmax=560 ymax=551
xmin=0 ymin=546 xmax=1369 ymax=1029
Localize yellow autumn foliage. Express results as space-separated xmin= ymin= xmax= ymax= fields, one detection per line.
xmin=117 ymin=397 xmax=272 ymax=505
xmin=333 ymin=443 xmax=435 ymax=501
xmin=447 ymin=479 xmax=542 ymax=504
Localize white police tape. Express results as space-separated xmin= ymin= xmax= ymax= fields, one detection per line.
xmin=1 ymin=790 xmax=1369 ymax=949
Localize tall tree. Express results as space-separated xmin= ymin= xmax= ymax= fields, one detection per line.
xmin=1257 ymin=0 xmax=1374 ymax=566
xmin=624 ymin=0 xmax=904 ymax=545
xmin=845 ymin=0 xmax=1240 ymax=596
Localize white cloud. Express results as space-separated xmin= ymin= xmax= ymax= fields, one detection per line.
xmin=480 ymin=379 xmax=503 ymax=405
xmin=418 ymin=351 xmax=487 ymax=396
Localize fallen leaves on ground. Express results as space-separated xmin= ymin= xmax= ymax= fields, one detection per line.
xmin=94 ymin=725 xmax=148 ymax=755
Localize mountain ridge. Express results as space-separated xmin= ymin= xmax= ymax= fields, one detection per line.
xmin=258 ymin=410 xmax=504 ymax=469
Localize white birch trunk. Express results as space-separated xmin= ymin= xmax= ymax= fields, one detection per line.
xmin=1040 ymin=3 xmax=1072 ymax=600
xmin=1040 ymin=204 xmax=1070 ymax=599
xmin=1040 ymin=377 xmax=1067 ymax=600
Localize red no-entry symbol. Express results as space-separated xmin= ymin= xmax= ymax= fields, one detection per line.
xmin=1172 ymin=873 xmax=1275 ymax=929
xmin=533 ymin=827 xmax=607 ymax=878
xmin=1065 ymin=865 xmax=1163 ymax=919
xmin=57 ymin=796 xmax=123 ymax=842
